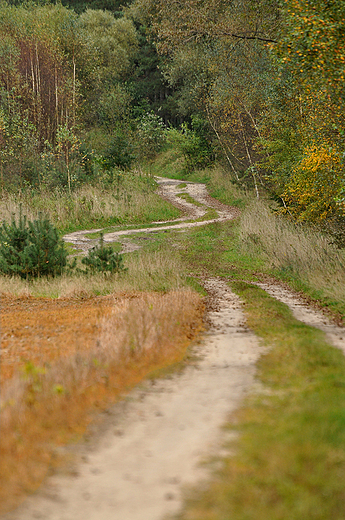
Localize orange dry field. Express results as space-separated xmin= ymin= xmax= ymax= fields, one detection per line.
xmin=1 ymin=294 xmax=116 ymax=382
xmin=0 ymin=290 xmax=204 ymax=514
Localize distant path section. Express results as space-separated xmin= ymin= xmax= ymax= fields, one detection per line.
xmin=63 ymin=177 xmax=239 ymax=253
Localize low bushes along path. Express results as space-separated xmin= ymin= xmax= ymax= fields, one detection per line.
xmin=5 ymin=177 xmax=345 ymax=520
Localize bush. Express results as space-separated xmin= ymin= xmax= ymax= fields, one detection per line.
xmin=0 ymin=210 xmax=68 ymax=278
xmin=172 ymin=115 xmax=216 ymax=173
xmin=82 ymin=233 xmax=127 ymax=275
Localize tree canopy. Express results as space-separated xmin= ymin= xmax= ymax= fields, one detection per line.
xmin=0 ymin=0 xmax=344 ymax=226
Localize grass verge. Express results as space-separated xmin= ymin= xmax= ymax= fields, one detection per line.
xmin=0 ymin=245 xmax=188 ymax=298
xmin=177 ymin=282 xmax=345 ymax=520
xmin=0 ymin=289 xmax=204 ymax=515
xmin=0 ymin=173 xmax=180 ymax=234
xmin=239 ymin=199 xmax=345 ymax=317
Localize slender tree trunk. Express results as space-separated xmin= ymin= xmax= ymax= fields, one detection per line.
xmin=238 ymin=115 xmax=259 ymax=198
xmin=55 ymin=64 xmax=59 ymax=131
xmin=72 ymin=53 xmax=76 ymax=128
xmin=0 ymin=160 xmax=3 ymax=198
xmin=66 ymin=147 xmax=71 ymax=195
xmin=206 ymin=106 xmax=239 ymax=181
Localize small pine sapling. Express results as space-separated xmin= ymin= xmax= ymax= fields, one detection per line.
xmin=25 ymin=213 xmax=68 ymax=277
xmin=0 ymin=208 xmax=30 ymax=277
xmin=0 ymin=208 xmax=68 ymax=278
xmin=82 ymin=233 xmax=127 ymax=274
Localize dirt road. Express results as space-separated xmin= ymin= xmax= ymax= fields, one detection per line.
xmin=5 ymin=278 xmax=264 ymax=520
xmin=5 ymin=177 xmax=345 ymax=520
xmin=63 ymin=177 xmax=238 ymax=253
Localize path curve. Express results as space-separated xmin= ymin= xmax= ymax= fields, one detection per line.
xmin=63 ymin=177 xmax=238 ymax=253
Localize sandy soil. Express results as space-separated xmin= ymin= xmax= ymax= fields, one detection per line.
xmin=0 ymin=295 xmax=116 ymax=383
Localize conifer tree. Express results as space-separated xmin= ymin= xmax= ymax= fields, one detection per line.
xmin=0 ymin=211 xmax=68 ymax=278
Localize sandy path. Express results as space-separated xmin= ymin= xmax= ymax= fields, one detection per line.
xmin=6 ymin=177 xmax=344 ymax=520
xmin=256 ymin=282 xmax=345 ymax=353
xmin=5 ymin=279 xmax=264 ymax=520
xmin=63 ymin=177 xmax=237 ymax=253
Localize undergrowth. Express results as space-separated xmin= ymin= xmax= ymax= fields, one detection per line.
xmin=0 ymin=172 xmax=180 ymax=234
xmin=0 ymin=246 xmax=187 ymax=297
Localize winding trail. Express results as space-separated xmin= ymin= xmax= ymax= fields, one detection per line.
xmin=6 ymin=177 xmax=345 ymax=520
xmin=63 ymin=177 xmax=238 ymax=253
xmin=6 ymin=279 xmax=264 ymax=520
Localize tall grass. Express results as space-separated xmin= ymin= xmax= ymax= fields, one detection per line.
xmin=0 ymin=247 xmax=186 ymax=298
xmin=0 ymin=289 xmax=204 ymax=514
xmin=239 ymin=199 xmax=345 ymax=305
xmin=0 ymin=172 xmax=180 ymax=233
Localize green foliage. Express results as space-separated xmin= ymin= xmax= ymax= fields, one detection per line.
xmin=179 ymin=116 xmax=215 ymax=172
xmin=82 ymin=233 xmax=127 ymax=274
xmin=136 ymin=111 xmax=167 ymax=162
xmin=0 ymin=210 xmax=68 ymax=279
xmin=258 ymin=0 xmax=345 ymax=221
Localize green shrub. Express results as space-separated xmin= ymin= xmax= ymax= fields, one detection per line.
xmin=81 ymin=233 xmax=127 ymax=275
xmin=0 ymin=210 xmax=68 ymax=278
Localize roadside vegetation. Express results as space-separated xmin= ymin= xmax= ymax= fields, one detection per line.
xmin=177 ymin=283 xmax=345 ymax=520
xmin=0 ymin=289 xmax=204 ymax=514
xmin=1 ymin=0 xmax=345 ymax=517
xmin=0 ymin=173 xmax=180 ymax=234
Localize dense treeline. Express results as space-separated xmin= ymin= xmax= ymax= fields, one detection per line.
xmin=0 ymin=0 xmax=344 ymax=226
xmin=129 ymin=0 xmax=345 ymax=225
xmin=0 ymin=1 xmax=172 ymax=190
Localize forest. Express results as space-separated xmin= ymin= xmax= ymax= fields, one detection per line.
xmin=0 ymin=0 xmax=344 ymax=229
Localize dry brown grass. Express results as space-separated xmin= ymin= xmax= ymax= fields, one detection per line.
xmin=239 ymin=199 xmax=345 ymax=303
xmin=0 ymin=289 xmax=204 ymax=514
xmin=0 ymin=248 xmax=186 ymax=298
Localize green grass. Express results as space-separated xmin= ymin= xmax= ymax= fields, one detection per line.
xmin=178 ymin=282 xmax=345 ymax=520
xmin=0 ymin=173 xmax=181 ymax=235
xmin=177 ymin=220 xmax=265 ymax=280
xmin=176 ymin=192 xmax=204 ymax=207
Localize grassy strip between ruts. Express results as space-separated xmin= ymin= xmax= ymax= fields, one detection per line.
xmin=177 ymin=281 xmax=345 ymax=520
xmin=0 ymin=290 xmax=204 ymax=515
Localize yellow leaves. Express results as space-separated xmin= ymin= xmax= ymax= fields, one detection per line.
xmin=283 ymin=144 xmax=343 ymax=222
